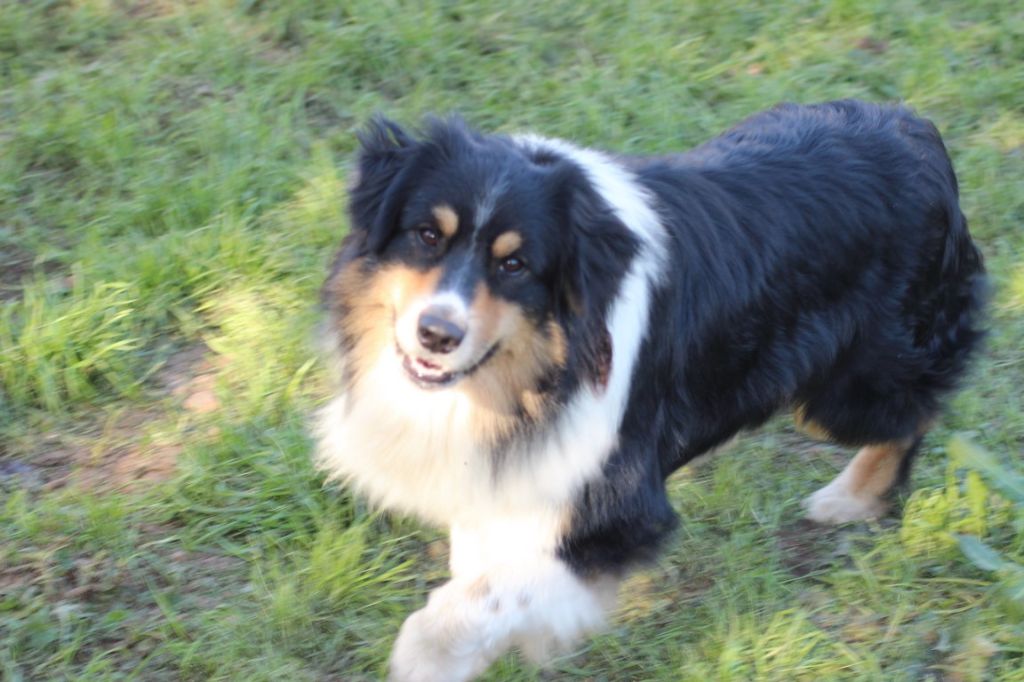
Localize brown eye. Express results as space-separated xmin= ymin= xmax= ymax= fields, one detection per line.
xmin=499 ymin=256 xmax=525 ymax=275
xmin=418 ymin=227 xmax=441 ymax=247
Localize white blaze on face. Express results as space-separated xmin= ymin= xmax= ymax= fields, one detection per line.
xmin=395 ymin=289 xmax=473 ymax=376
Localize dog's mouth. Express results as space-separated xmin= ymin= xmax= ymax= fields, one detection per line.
xmin=399 ymin=344 xmax=499 ymax=390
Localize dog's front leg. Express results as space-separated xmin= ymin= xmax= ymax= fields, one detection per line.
xmin=389 ymin=518 xmax=619 ymax=682
xmin=388 ymin=574 xmax=516 ymax=682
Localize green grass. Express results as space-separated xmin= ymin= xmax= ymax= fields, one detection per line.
xmin=1 ymin=0 xmax=1022 ymax=679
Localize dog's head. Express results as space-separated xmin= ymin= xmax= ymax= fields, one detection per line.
xmin=323 ymin=117 xmax=638 ymax=420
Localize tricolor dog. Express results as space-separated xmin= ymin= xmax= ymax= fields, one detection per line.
xmin=315 ymin=100 xmax=986 ymax=681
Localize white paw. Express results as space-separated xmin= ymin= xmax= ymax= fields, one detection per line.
xmin=388 ymin=606 xmax=490 ymax=682
xmin=804 ymin=481 xmax=887 ymax=524
xmin=517 ymin=630 xmax=582 ymax=667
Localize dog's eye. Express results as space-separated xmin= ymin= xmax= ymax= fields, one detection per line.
xmin=418 ymin=227 xmax=441 ymax=247
xmin=499 ymin=256 xmax=525 ymax=275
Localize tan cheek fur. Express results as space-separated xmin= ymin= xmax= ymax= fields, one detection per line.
xmin=326 ymin=264 xmax=567 ymax=447
xmin=326 ymin=260 xmax=442 ymax=387
xmin=462 ymin=284 xmax=567 ymax=441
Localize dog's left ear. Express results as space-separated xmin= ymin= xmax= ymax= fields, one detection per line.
xmin=348 ymin=116 xmax=418 ymax=252
xmin=554 ymin=168 xmax=639 ymax=387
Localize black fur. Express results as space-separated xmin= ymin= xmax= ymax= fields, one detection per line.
xmin=557 ymin=101 xmax=986 ymax=574
xmin=326 ymin=101 xmax=986 ymax=580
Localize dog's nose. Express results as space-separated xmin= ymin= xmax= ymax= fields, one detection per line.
xmin=417 ymin=310 xmax=465 ymax=354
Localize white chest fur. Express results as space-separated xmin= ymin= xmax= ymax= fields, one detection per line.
xmin=314 ymin=346 xmax=621 ymax=526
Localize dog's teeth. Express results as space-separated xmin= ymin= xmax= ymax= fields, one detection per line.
xmin=416 ymin=357 xmax=441 ymax=370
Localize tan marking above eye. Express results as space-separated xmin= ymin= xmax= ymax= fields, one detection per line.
xmin=431 ymin=204 xmax=459 ymax=238
xmin=491 ymin=231 xmax=523 ymax=260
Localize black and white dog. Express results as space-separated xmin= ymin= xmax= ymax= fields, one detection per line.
xmin=316 ymin=100 xmax=986 ymax=681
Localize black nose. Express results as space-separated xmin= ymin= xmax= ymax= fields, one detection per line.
xmin=417 ymin=311 xmax=465 ymax=354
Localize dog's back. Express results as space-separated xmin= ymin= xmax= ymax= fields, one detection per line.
xmin=623 ymin=101 xmax=986 ymax=466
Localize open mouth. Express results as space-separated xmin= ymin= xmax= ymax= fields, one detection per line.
xmin=399 ymin=344 xmax=499 ymax=390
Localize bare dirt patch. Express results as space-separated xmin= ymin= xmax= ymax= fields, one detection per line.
xmin=1 ymin=343 xmax=223 ymax=494
xmin=0 ymin=434 xmax=74 ymax=492
xmin=67 ymin=343 xmax=222 ymax=490
xmin=774 ymin=518 xmax=844 ymax=578
xmin=0 ymin=243 xmax=63 ymax=302
xmin=1 ymin=410 xmax=180 ymax=494
xmin=156 ymin=341 xmax=223 ymax=415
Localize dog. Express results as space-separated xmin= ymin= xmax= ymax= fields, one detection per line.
xmin=315 ymin=100 xmax=986 ymax=681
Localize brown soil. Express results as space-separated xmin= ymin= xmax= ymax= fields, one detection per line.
xmin=0 ymin=343 xmax=221 ymax=494
xmin=0 ymin=243 xmax=64 ymax=301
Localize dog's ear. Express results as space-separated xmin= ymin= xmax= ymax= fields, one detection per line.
xmin=348 ymin=116 xmax=417 ymax=252
xmin=553 ymin=166 xmax=639 ymax=387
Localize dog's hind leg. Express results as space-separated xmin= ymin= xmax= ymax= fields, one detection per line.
xmin=803 ymin=435 xmax=924 ymax=525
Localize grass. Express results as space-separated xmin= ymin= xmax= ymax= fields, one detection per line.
xmin=0 ymin=0 xmax=1022 ymax=679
